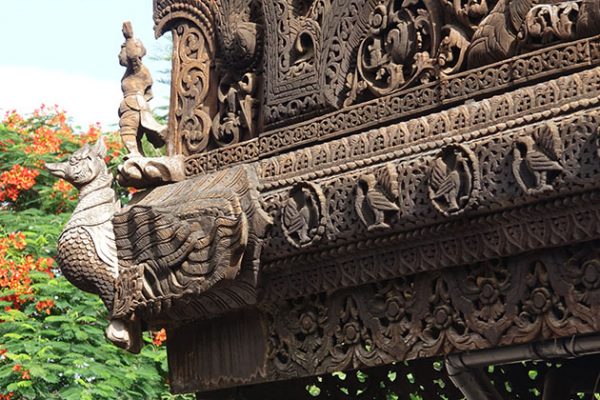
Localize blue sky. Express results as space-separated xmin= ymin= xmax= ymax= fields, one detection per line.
xmin=0 ymin=0 xmax=171 ymax=129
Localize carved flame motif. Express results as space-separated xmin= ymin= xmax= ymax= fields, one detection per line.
xmin=355 ymin=164 xmax=400 ymax=231
xmin=282 ymin=182 xmax=327 ymax=248
xmin=429 ymin=145 xmax=478 ymax=216
xmin=512 ymin=122 xmax=564 ymax=195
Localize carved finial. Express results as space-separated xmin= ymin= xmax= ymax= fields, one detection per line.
xmin=122 ymin=21 xmax=134 ymax=40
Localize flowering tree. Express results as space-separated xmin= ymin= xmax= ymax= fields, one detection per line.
xmin=0 ymin=106 xmax=187 ymax=399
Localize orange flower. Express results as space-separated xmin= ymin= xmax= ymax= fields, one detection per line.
xmin=0 ymin=165 xmax=40 ymax=202
xmin=152 ymin=328 xmax=167 ymax=346
xmin=25 ymin=126 xmax=62 ymax=155
xmin=35 ymin=299 xmax=55 ymax=315
xmin=11 ymin=364 xmax=21 ymax=373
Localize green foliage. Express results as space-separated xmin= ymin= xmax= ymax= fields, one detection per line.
xmin=0 ymin=109 xmax=193 ymax=399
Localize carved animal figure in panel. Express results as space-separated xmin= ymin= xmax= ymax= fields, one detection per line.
xmin=281 ymin=182 xmax=327 ymax=248
xmin=47 ymin=140 xmax=271 ymax=353
xmin=513 ymin=122 xmax=563 ymax=194
xmin=355 ymin=164 xmax=400 ymax=231
xmin=429 ymin=146 xmax=477 ymax=216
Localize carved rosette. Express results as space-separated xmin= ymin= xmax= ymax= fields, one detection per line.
xmin=428 ymin=145 xmax=479 ymax=216
xmin=281 ymin=182 xmax=327 ymax=248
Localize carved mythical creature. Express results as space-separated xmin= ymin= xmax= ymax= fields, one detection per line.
xmin=513 ymin=123 xmax=563 ymax=194
xmin=47 ymin=139 xmax=271 ymax=353
xmin=46 ymin=140 xmax=120 ymax=313
xmin=466 ymin=0 xmax=536 ymax=68
xmin=355 ymin=165 xmax=400 ymax=231
xmin=118 ymin=21 xmax=166 ymax=157
xmin=216 ymin=0 xmax=262 ymax=70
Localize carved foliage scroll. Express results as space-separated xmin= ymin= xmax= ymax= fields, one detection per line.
xmin=171 ymin=21 xmax=215 ymax=155
xmin=346 ymin=0 xmax=439 ymax=104
xmin=264 ymin=244 xmax=600 ymax=379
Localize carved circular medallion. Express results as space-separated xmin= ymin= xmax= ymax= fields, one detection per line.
xmin=428 ymin=144 xmax=479 ymax=216
xmin=281 ymin=182 xmax=327 ymax=249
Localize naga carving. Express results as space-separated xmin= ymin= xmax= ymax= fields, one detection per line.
xmin=47 ymin=139 xmax=271 ymax=353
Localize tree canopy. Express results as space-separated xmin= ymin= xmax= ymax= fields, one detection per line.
xmin=0 ymin=106 xmax=191 ymax=399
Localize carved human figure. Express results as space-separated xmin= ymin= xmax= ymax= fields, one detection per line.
xmin=118 ymin=21 xmax=166 ymax=157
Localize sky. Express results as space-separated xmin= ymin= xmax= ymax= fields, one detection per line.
xmin=0 ymin=0 xmax=171 ymax=130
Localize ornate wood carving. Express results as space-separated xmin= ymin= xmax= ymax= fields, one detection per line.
xmin=48 ymin=144 xmax=272 ymax=352
xmin=171 ymin=21 xmax=215 ymax=155
xmin=51 ymin=0 xmax=600 ymax=396
xmin=168 ymin=242 xmax=600 ymax=392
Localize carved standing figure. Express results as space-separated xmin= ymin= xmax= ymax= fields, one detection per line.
xmin=118 ymin=21 xmax=166 ymax=157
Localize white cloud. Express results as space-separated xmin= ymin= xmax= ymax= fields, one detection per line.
xmin=0 ymin=66 xmax=122 ymax=130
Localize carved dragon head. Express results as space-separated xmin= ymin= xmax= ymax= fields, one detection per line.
xmin=46 ymin=139 xmax=109 ymax=188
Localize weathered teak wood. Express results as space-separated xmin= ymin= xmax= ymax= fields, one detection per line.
xmin=50 ymin=0 xmax=600 ymax=397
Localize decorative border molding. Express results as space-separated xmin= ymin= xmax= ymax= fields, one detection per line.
xmin=261 ymin=192 xmax=600 ymax=300
xmin=257 ymin=66 xmax=600 ymax=190
xmin=184 ymin=35 xmax=600 ymax=175
xmin=259 ymin=103 xmax=600 ymax=269
xmin=263 ymin=242 xmax=600 ymax=379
